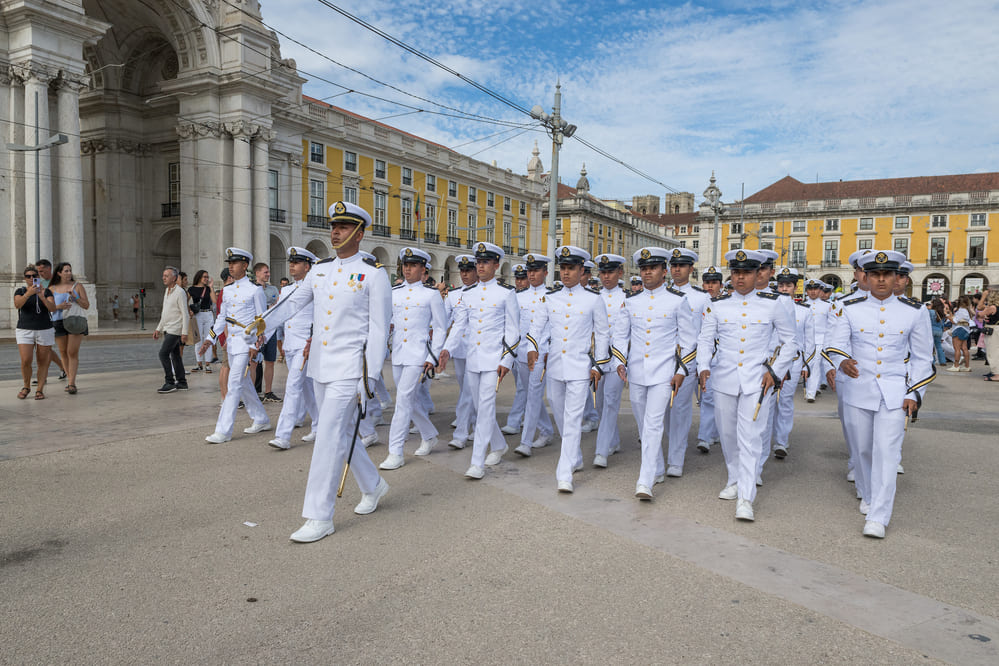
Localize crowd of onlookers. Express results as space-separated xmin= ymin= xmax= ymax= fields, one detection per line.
xmin=926 ymin=290 xmax=999 ymax=379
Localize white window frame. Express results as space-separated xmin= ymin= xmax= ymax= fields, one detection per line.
xmin=792 ymin=220 xmax=806 ymax=233
xmin=468 ymin=186 xmax=476 ymax=204
xmin=859 ymin=217 xmax=874 ymax=231
xmin=825 ymin=218 xmax=839 ymax=232
xmin=344 ymin=150 xmax=357 ymax=173
xmin=309 ymin=142 xmax=324 ymax=164
xmin=374 ymin=192 xmax=387 ymax=227
xmin=344 ymin=186 xmax=357 ymax=205
xmin=426 ymin=174 xmax=436 ymax=193
xmin=970 ymin=213 xmax=987 ymax=227
xmin=308 ymin=179 xmax=325 ymax=217
xmin=375 ymin=159 xmax=386 ymax=180
xmin=894 ymin=216 xmax=910 ymax=230
xmin=893 ymin=237 xmax=909 ymax=255
xmin=487 ymin=191 xmax=495 ymax=208
xmin=447 ymin=208 xmax=458 ymax=238
xmin=402 ymin=167 xmax=413 ymax=187
xmin=931 ymin=214 xmax=948 ymax=229
xmin=449 ymin=180 xmax=458 ymax=197
xmin=760 ymin=221 xmax=774 ymax=234
xmin=168 ymin=162 xmax=180 ymax=204
xmin=267 ymin=169 xmax=279 ymax=210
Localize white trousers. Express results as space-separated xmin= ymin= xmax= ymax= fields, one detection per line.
xmin=274 ymin=347 xmax=317 ymax=443
xmin=214 ymin=352 xmax=269 ymax=437
xmin=505 ymin=361 xmax=529 ymax=429
xmin=805 ymin=338 xmax=823 ymax=397
xmin=466 ymin=369 xmax=506 ymax=467
xmin=374 ymin=374 xmax=391 ymax=405
xmin=388 ymin=364 xmax=438 ymax=455
xmin=302 ymin=379 xmax=381 ymax=520
xmin=358 ymin=381 xmax=382 ymax=439
xmin=629 ymin=382 xmax=670 ymax=489
xmin=583 ymin=387 xmax=599 ymax=423
xmin=696 ymin=377 xmax=719 ymax=443
xmin=664 ymin=366 xmax=696 ymax=469
xmin=713 ymin=389 xmax=772 ymax=502
xmin=452 ymin=357 xmax=478 ymax=443
xmin=835 ymin=369 xmax=857 ymax=474
xmin=547 ymin=378 xmax=588 ymax=483
xmin=773 ymin=361 xmax=802 ymax=448
xmin=520 ymin=362 xmax=554 ymax=446
xmin=194 ymin=312 xmax=215 ymax=363
xmin=595 ymin=370 xmax=624 ymax=456
xmin=841 ymin=400 xmax=905 ymax=526
xmin=418 ymin=378 xmax=434 ymax=414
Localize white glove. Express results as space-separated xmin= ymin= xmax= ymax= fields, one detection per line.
xmin=356 ymin=377 xmax=370 ymax=408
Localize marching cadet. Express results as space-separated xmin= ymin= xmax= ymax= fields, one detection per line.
xmin=630 ymin=275 xmax=643 ymax=294
xmin=696 ymin=249 xmax=797 ymax=522
xmin=199 ymin=247 xmax=270 ymax=443
xmin=510 ymin=254 xmax=556 ymax=457
xmin=580 ymin=260 xmax=601 ymax=432
xmin=893 ymin=259 xmax=919 ymax=475
xmin=837 ymin=250 xmax=873 ymax=484
xmin=378 ymin=248 xmax=447 ymax=470
xmin=766 ymin=267 xmax=815 ymax=461
xmin=267 ymin=247 xmax=320 ymax=450
xmin=513 ymin=264 xmax=529 ymax=291
xmin=803 ymin=278 xmax=834 ymax=402
xmin=356 ymin=250 xmax=388 ymax=448
xmin=444 ymin=255 xmax=478 ymax=449
xmin=256 ymin=201 xmax=392 ymax=543
xmin=664 ymin=248 xmax=710 ymax=477
xmin=823 ymin=250 xmax=933 ymax=538
xmin=611 ymin=247 xmax=696 ymax=500
xmin=503 ymin=264 xmax=531 ymax=435
xmin=696 ymin=266 xmax=725 ymax=452
xmin=526 ymin=246 xmax=610 ymax=492
xmin=593 ymin=253 xmax=628 ymax=467
xmin=437 ymin=242 xmax=520 ymax=479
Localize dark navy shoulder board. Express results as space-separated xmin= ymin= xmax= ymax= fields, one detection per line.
xmin=843 ymin=296 xmax=867 ymax=306
xmin=462 ymin=284 xmax=476 ymax=292
xmin=756 ymin=291 xmax=779 ymax=300
xmin=499 ymin=282 xmax=514 ymax=290
xmin=392 ymin=283 xmax=405 ymax=290
xmin=316 ymin=257 xmax=333 ymax=264
xmin=546 ymin=286 xmax=563 ymax=295
xmin=711 ymin=293 xmax=731 ymax=302
xmin=796 ymin=301 xmax=811 ymax=308
xmin=585 ymin=287 xmax=601 ymax=295
xmin=626 ymin=290 xmax=641 ymax=298
xmin=666 ymin=286 xmax=685 ymax=297
xmin=898 ymin=296 xmax=922 ymax=309
xmin=362 ymin=257 xmax=379 ymax=268
xmin=515 ymin=286 xmax=529 ymax=293
xmin=689 ymin=285 xmax=706 ymax=293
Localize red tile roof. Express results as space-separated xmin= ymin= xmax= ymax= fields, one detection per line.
xmin=746 ymin=173 xmax=999 ymax=203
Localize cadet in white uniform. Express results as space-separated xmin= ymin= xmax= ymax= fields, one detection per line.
xmin=696 ymin=249 xmax=796 ymax=522
xmin=267 ymin=247 xmax=320 ymax=450
xmin=200 ymin=248 xmax=270 ymax=443
xmin=512 ymin=254 xmax=555 ymax=457
xmin=257 ymin=201 xmax=392 ymax=543
xmin=438 ymin=242 xmax=519 ymax=479
xmin=696 ymin=266 xmax=725 ymax=451
xmin=824 ymin=250 xmax=933 ymax=538
xmin=379 ymin=248 xmax=447 ymax=470
xmin=664 ymin=248 xmax=710 ymax=477
xmin=526 ymin=246 xmax=609 ymax=493
xmin=593 ymin=254 xmax=628 ymax=468
xmin=503 ymin=264 xmax=531 ymax=435
xmin=444 ymin=255 xmax=478 ymax=449
xmin=837 ymin=250 xmax=873 ymax=484
xmin=579 ymin=260 xmax=601 ymax=432
xmin=356 ymin=251 xmax=387 ymax=448
xmin=803 ymin=278 xmax=834 ymax=402
xmin=611 ymin=247 xmax=696 ymax=500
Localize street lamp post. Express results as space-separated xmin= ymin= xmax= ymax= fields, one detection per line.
xmin=531 ymin=83 xmax=576 ymax=283
xmin=6 ymin=90 xmax=69 ymax=262
xmin=703 ymin=172 xmax=725 ymax=266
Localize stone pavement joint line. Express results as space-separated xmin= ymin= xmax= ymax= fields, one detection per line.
xmin=427 ymin=451 xmax=998 ymax=666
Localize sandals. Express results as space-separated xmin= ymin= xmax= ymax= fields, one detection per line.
xmin=34 ymin=389 xmax=44 ymax=400
xmin=67 ymin=384 xmax=78 ymax=394
xmin=18 ymin=387 xmax=30 ymax=400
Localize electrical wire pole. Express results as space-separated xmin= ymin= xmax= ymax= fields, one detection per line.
xmin=531 ymin=83 xmax=576 ymax=284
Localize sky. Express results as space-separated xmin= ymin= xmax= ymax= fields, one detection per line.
xmin=257 ymin=0 xmax=999 ymax=209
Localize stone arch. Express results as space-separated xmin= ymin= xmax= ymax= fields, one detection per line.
xmin=369 ymin=245 xmax=391 ymax=267
xmin=442 ymin=255 xmax=458 ymax=288
xmin=306 ymin=239 xmax=330 ymax=260
xmin=960 ymin=272 xmax=989 ymax=297
xmin=820 ymin=273 xmax=842 ymax=290
xmin=153 ymin=227 xmax=181 ymax=259
xmin=499 ymin=261 xmax=512 ymax=280
xmin=922 ymin=273 xmax=949 ymax=300
xmin=270 ymin=234 xmax=288 ymax=283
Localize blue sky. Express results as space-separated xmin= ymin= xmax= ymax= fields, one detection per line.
xmin=259 ymin=0 xmax=999 ymax=208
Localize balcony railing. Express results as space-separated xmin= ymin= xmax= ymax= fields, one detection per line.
xmin=372 ymin=224 xmax=391 ymax=238
xmin=423 ymin=232 xmax=440 ymax=244
xmin=965 ymin=257 xmax=988 ymax=266
xmin=821 ymin=259 xmax=841 ymax=268
xmin=789 ymin=257 xmax=807 ymax=268
xmin=269 ymin=208 xmax=286 ymax=223
xmin=446 ymin=235 xmax=461 ymax=247
xmin=928 ymin=257 xmax=947 ymax=267
xmin=161 ymin=202 xmax=180 ymax=218
xmin=466 ymin=239 xmax=478 ymax=250
xmin=306 ymin=215 xmax=329 ymax=229
xmin=503 ymin=245 xmax=514 ymax=255
xmin=400 ymin=229 xmax=417 ymax=241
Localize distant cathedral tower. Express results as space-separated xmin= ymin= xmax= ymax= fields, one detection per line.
xmin=632 ymin=194 xmax=660 ymax=215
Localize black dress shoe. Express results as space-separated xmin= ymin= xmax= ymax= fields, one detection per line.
xmin=175 ymin=382 xmax=189 ymax=390
xmin=157 ymin=383 xmax=177 ymax=394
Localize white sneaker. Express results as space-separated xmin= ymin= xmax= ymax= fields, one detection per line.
xmin=946 ymin=365 xmax=961 ymax=372
xmin=381 ymin=400 xmax=392 ymax=411
xmin=557 ymin=480 xmax=574 ymax=493
xmin=448 ymin=438 xmax=466 ymax=450
xmin=532 ymin=434 xmax=553 ymax=449
xmin=666 ymin=465 xmax=682 ymax=478
xmin=736 ymin=499 xmax=755 ymax=521
xmin=301 ymin=431 xmax=316 ymax=442
xmin=774 ymin=445 xmax=788 ymax=459
xmin=959 ymin=366 xmax=971 ymax=372
xmin=581 ymin=420 xmax=598 ymax=433
xmin=205 ymin=432 xmax=231 ymax=444
xmin=863 ymin=521 xmax=886 ymax=538
xmin=572 ymin=462 xmax=583 ymax=473
xmin=414 ymin=436 xmax=438 ymax=456
xmin=514 ymin=444 xmax=532 ymax=457
xmin=500 ymin=424 xmax=520 ymax=435
xmin=696 ymin=440 xmax=711 ymax=453
xmin=243 ymin=421 xmax=271 ymax=434
xmin=718 ymin=484 xmax=738 ymax=500
xmin=756 ymin=475 xmax=764 ymax=487
xmin=635 ymin=484 xmax=653 ymax=500
xmin=897 ymin=463 xmax=904 ymax=474
xmin=846 ymin=469 xmax=856 ymax=482
xmin=465 ymin=465 xmax=485 ymax=479
xmin=608 ymin=444 xmax=621 ymax=455
xmin=805 ymin=393 xmax=816 ymax=403
xmin=409 ymin=424 xmax=419 ymax=434
xmin=654 ymin=474 xmax=666 ymax=485
xmin=354 ymin=478 xmax=389 ymax=515
xmin=295 ymin=420 xmax=305 ymax=428
xmin=379 ymin=453 xmax=405 ymax=470
xmin=593 ymin=454 xmax=608 ymax=468
xmin=290 ymin=519 xmax=335 ymax=543
xmin=449 ymin=419 xmax=458 ymax=428
xmin=361 ymin=433 xmax=379 ymax=448
xmin=484 ymin=446 xmax=508 ymax=466
xmin=267 ymin=438 xmax=290 ymax=450
xmin=859 ymin=500 xmax=871 ymax=515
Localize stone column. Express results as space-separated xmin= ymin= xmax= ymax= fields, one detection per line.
xmin=57 ymin=76 xmax=87 ymax=278
xmin=226 ymin=120 xmax=256 ymax=255
xmin=0 ymin=66 xmax=16 ymax=277
xmin=252 ymin=130 xmax=272 ymax=268
xmin=22 ymin=67 xmax=55 ymax=264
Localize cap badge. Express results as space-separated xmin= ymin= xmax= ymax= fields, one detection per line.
xmin=226 ymin=249 xmax=233 ymax=258
xmin=640 ymin=249 xmax=651 ymax=259
xmin=334 ymin=202 xmax=346 ymax=215
xmin=404 ymin=248 xmax=413 ymax=257
xmin=781 ymin=268 xmax=790 ymax=275
xmin=478 ymin=243 xmax=486 ymax=252
xmin=875 ymin=251 xmax=888 ymax=264
xmin=289 ymin=248 xmax=297 ymax=256
xmin=736 ymin=250 xmax=747 ymax=261
xmin=708 ymin=266 xmax=716 ymax=273
xmin=561 ymin=246 xmax=570 ymax=257
xmin=526 ymin=254 xmax=535 ymax=263
xmin=672 ymin=249 xmax=682 ymax=258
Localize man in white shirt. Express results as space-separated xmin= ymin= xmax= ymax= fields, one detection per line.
xmin=593 ymin=254 xmax=628 ymax=468
xmin=154 ymin=265 xmax=190 ymax=393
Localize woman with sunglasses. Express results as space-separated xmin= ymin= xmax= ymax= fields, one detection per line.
xmin=49 ymin=262 xmax=90 ymax=394
xmin=13 ymin=265 xmax=57 ymax=399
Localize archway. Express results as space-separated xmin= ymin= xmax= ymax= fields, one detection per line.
xmin=922 ymin=274 xmax=949 ymax=301
xmin=820 ymin=273 xmax=842 ymax=291
xmin=442 ymin=255 xmax=458 ymax=288
xmin=961 ymin=272 xmax=989 ymax=297
xmin=306 ymin=240 xmax=330 ymax=260
xmin=270 ymin=234 xmax=288 ymax=284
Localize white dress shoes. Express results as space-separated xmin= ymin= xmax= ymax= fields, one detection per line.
xmin=379 ymin=453 xmax=405 ymax=470
xmin=361 ymin=433 xmax=380 ymax=448
xmin=635 ymin=485 xmax=653 ymax=500
xmin=290 ymin=519 xmax=335 ymax=543
xmin=666 ymin=465 xmax=683 ymax=478
xmin=301 ymin=431 xmax=316 ymax=442
xmin=354 ymin=478 xmax=389 ymax=515
xmin=532 ymin=434 xmax=552 ymax=449
xmin=409 ymin=424 xmax=419 ymax=434
xmin=484 ymin=446 xmax=508 ymax=466
xmin=580 ymin=420 xmax=598 ymax=433
xmin=593 ymin=454 xmax=608 ymax=468
xmin=735 ymin=498 xmax=755 ymax=521
xmin=654 ymin=474 xmax=666 ymax=485
xmin=696 ymin=440 xmax=711 ymax=453
xmin=500 ymin=424 xmax=520 ymax=435
xmin=268 ymin=438 xmax=290 ymax=450
xmin=243 ymin=421 xmax=271 ymax=434
xmin=863 ymin=521 xmax=886 ymax=538
xmin=557 ymin=480 xmax=574 ymax=493
xmin=897 ymin=463 xmax=904 ymax=474
xmin=465 ymin=465 xmax=485 ymax=479
xmin=448 ymin=438 xmax=466 ymax=449
xmin=846 ymin=469 xmax=856 ymax=482
xmin=572 ymin=462 xmax=583 ymax=473
xmin=774 ymin=445 xmax=788 ymax=459
xmin=205 ymin=432 xmax=231 ymax=444
xmin=859 ymin=500 xmax=871 ymax=515
xmin=718 ymin=484 xmax=738 ymax=500
xmin=449 ymin=418 xmax=458 ymax=428
xmin=414 ymin=436 xmax=438 ymax=456
xmin=514 ymin=444 xmax=532 ymax=457
xmin=756 ymin=475 xmax=764 ymax=487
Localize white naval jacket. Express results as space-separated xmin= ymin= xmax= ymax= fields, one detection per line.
xmin=696 ymin=290 xmax=798 ymax=396
xmin=805 ymin=297 xmax=834 ymax=348
xmin=444 ymin=285 xmax=474 ymax=359
xmin=785 ymin=297 xmax=817 ymax=376
xmin=261 ymin=253 xmax=391 ymax=384
xmin=823 ymin=293 xmax=934 ymax=410
xmin=208 ymin=275 xmax=265 ymax=355
xmin=609 ymin=283 xmax=697 ymax=387
xmin=526 ymin=284 xmax=610 ymax=382
xmin=516 ymin=284 xmax=549 ymax=364
xmin=598 ymin=286 xmax=628 ymax=342
xmin=279 ymin=280 xmax=312 ymax=353
xmin=443 ymin=278 xmax=520 ymax=373
xmin=391 ymin=280 xmax=446 ymax=366
xmin=674 ymin=282 xmax=711 ymax=373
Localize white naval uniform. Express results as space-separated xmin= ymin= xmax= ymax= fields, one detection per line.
xmin=445 ymin=285 xmax=477 ymax=444
xmin=834 ymin=287 xmax=868 ymax=476
xmin=271 ymin=280 xmax=318 ymax=445
xmin=757 ymin=290 xmax=799 ymax=470
xmin=442 ymin=278 xmax=519 ymax=468
xmin=595 ymin=285 xmax=628 ymax=458
xmin=511 ymin=284 xmax=554 ymax=448
xmin=696 ymin=291 xmax=797 ymax=502
xmin=765 ymin=298 xmax=815 ymax=463
xmin=610 ymin=284 xmax=696 ymax=490
xmin=824 ymin=293 xmax=933 ymax=526
xmin=664 ymin=282 xmax=711 ymax=471
xmin=261 ymin=253 xmax=391 ymax=521
xmin=387 ymin=280 xmax=446 ymax=456
xmin=527 ymin=284 xmax=609 ymax=483
xmin=207 ymin=276 xmax=269 ymax=436
xmin=804 ymin=296 xmax=833 ymax=399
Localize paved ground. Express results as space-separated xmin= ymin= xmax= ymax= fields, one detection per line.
xmin=1 ymin=346 xmax=997 ymax=664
